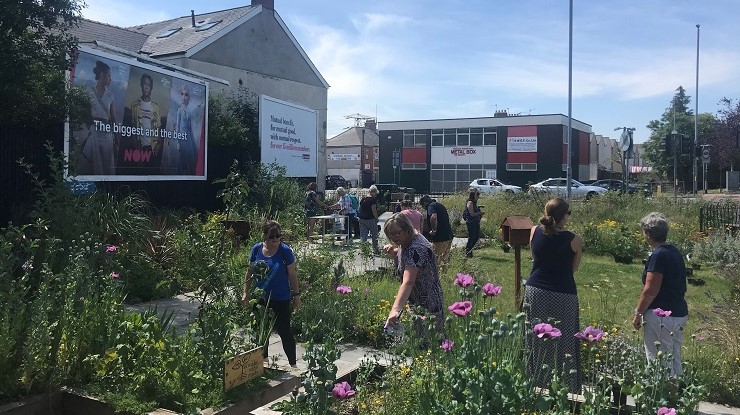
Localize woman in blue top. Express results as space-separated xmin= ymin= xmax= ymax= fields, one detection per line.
xmin=524 ymin=197 xmax=583 ymax=393
xmin=241 ymin=220 xmax=302 ymax=367
xmin=632 ymin=212 xmax=688 ymax=376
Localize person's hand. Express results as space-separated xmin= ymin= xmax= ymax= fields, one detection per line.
xmin=292 ymin=296 xmax=303 ymax=310
xmin=385 ymin=310 xmax=401 ymax=328
xmin=631 ymin=313 xmax=642 ymax=330
xmin=383 ymin=243 xmax=396 ymax=258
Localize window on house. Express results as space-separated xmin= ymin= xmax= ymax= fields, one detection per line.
xmin=195 ymin=20 xmax=222 ymax=32
xmin=157 ymin=27 xmax=182 ymax=38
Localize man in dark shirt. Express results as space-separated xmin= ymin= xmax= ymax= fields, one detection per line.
xmin=419 ymin=195 xmax=453 ymax=273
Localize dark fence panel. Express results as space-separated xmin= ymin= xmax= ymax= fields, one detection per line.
xmin=699 ymin=202 xmax=740 ymax=233
xmin=1 ymin=124 xmax=248 ymax=224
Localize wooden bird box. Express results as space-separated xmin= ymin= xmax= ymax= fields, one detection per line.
xmin=500 ymin=216 xmax=534 ymax=246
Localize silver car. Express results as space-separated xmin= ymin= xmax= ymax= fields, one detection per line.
xmin=469 ymin=179 xmax=522 ymax=194
xmin=528 ymin=178 xmax=607 ymax=199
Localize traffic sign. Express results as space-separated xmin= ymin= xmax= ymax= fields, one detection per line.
xmin=702 ymin=148 xmax=710 ymax=164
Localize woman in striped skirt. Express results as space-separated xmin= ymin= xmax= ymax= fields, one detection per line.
xmin=524 ymin=197 xmax=583 ymax=394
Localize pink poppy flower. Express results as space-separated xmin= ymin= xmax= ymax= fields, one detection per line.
xmin=453 ymin=273 xmax=474 ymax=287
xmin=657 ymin=407 xmax=676 ymax=415
xmin=111 ymin=272 xmax=120 ymax=279
xmin=482 ymin=283 xmax=502 ymax=296
xmin=533 ymin=323 xmax=562 ymax=339
xmin=440 ymin=339 xmax=454 ymax=351
xmin=105 ymin=245 xmax=118 ymax=253
xmin=653 ymin=308 xmax=672 ymax=317
xmin=574 ymin=326 xmax=605 ymax=343
xmin=332 ymin=381 xmax=356 ymax=399
xmin=336 ymin=285 xmax=352 ymax=294
xmin=448 ymin=301 xmax=473 ymax=317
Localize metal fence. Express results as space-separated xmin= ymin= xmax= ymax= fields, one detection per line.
xmin=699 ymin=202 xmax=740 ymax=233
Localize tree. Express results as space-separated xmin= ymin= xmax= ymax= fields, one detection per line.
xmin=0 ymin=0 xmax=84 ymax=126
xmin=708 ymin=98 xmax=740 ymax=171
xmin=643 ymin=86 xmax=717 ymax=187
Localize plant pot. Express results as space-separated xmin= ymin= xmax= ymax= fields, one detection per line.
xmin=613 ymin=255 xmax=633 ymax=264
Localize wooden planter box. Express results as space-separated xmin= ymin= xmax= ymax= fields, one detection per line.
xmin=0 ymin=372 xmax=300 ymax=415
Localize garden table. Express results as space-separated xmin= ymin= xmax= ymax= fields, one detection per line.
xmin=309 ymin=214 xmax=349 ymax=246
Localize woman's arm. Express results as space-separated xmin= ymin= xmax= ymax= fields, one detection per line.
xmin=287 ymin=262 xmax=302 ymax=309
xmin=371 ymin=203 xmax=378 ymax=220
xmin=312 ymin=193 xmax=327 ymax=208
xmin=386 ymin=266 xmax=419 ymax=327
xmin=632 ymin=271 xmax=663 ymax=329
xmin=571 ymin=234 xmax=583 ymax=273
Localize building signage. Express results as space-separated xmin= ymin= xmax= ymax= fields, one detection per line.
xmin=507 ymin=137 xmax=537 ymax=153
xmin=450 ymin=147 xmax=476 ymax=156
xmin=65 ymin=45 xmax=209 ymax=181
xmin=431 ymin=146 xmax=497 ymax=165
xmin=328 ymin=154 xmax=360 ymax=161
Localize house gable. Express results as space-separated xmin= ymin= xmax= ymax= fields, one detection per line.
xmin=189 ymin=10 xmax=327 ymax=88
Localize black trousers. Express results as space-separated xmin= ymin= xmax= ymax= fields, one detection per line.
xmin=261 ymin=299 xmax=297 ymax=365
xmin=465 ymin=220 xmax=480 ymax=255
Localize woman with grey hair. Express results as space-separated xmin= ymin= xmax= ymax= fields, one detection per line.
xmin=632 ymin=212 xmax=688 ymax=377
xmin=357 ymin=185 xmax=380 ymax=255
xmin=382 ymin=213 xmax=444 ymax=333
xmin=330 ymin=187 xmax=356 ymax=244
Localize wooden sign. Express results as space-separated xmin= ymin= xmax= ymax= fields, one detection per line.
xmin=224 ymin=347 xmax=264 ymax=391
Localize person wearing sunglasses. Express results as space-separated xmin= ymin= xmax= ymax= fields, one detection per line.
xmin=242 ymin=220 xmax=301 ymax=368
xmin=524 ymin=197 xmax=583 ymax=394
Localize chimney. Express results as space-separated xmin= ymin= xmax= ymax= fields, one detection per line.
xmin=251 ymin=0 xmax=274 ymax=10
xmin=494 ymin=109 xmax=508 ymax=118
xmin=364 ymin=119 xmax=377 ymax=132
xmin=191 ymin=10 xmax=196 ymax=27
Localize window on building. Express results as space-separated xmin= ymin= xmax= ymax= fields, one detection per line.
xmin=431 ymin=129 xmax=443 ymax=147
xmin=157 ymin=27 xmax=182 ymax=38
xmin=402 ymin=163 xmax=427 ymax=170
xmin=403 ymin=130 xmax=428 ymax=147
xmin=483 ymin=129 xmax=497 ymax=146
xmin=506 ymin=163 xmax=537 ymax=171
xmin=195 ymin=20 xmax=222 ymax=32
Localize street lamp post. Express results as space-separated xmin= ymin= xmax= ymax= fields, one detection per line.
xmin=693 ymin=24 xmax=700 ymax=195
xmin=566 ymin=0 xmax=573 ymax=200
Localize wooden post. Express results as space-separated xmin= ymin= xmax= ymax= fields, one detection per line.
xmin=514 ymin=245 xmax=522 ymax=311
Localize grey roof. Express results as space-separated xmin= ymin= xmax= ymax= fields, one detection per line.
xmin=73 ymin=19 xmax=148 ymax=52
xmin=327 ymin=127 xmax=379 ymax=147
xmin=127 ymin=6 xmax=256 ymax=57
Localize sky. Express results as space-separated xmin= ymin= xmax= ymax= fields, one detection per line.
xmin=83 ymin=0 xmax=740 ymax=144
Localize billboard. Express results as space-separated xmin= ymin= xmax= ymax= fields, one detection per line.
xmin=65 ymin=45 xmax=208 ymax=181
xmin=259 ymin=95 xmax=317 ymax=177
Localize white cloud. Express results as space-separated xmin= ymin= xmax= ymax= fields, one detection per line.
xmin=82 ymin=0 xmax=171 ymax=27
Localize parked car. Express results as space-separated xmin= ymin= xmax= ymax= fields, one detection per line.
xmin=325 ymin=175 xmax=350 ymax=190
xmin=528 ymin=178 xmax=608 ymax=199
xmin=590 ymin=179 xmax=652 ymax=197
xmin=469 ymin=178 xmax=522 ymax=194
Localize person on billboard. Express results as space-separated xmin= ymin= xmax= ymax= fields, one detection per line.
xmin=175 ymin=84 xmax=198 ymax=175
xmin=78 ymin=60 xmax=117 ymax=175
xmin=130 ymin=73 xmax=161 ymax=173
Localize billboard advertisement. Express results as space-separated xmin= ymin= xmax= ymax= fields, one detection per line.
xmin=65 ymin=45 xmax=208 ymax=181
xmin=431 ymin=146 xmax=498 ymax=165
xmin=259 ymin=95 xmax=317 ymax=177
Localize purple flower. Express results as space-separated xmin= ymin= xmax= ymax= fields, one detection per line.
xmin=653 ymin=308 xmax=672 ymax=317
xmin=482 ymin=283 xmax=502 ymax=297
xmin=336 ymin=285 xmax=352 ymax=294
xmin=440 ymin=339 xmax=454 ymax=351
xmin=111 ymin=272 xmax=120 ymax=279
xmin=448 ymin=301 xmax=473 ymax=317
xmin=453 ymin=273 xmax=474 ymax=287
xmin=657 ymin=407 xmax=676 ymax=415
xmin=332 ymin=381 xmax=356 ymax=399
xmin=105 ymin=245 xmax=118 ymax=253
xmin=574 ymin=326 xmax=605 ymax=343
xmin=533 ymin=323 xmax=562 ymax=339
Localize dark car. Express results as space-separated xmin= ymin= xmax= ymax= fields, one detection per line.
xmin=325 ymin=175 xmax=350 ymax=190
xmin=591 ymin=179 xmax=652 ymax=197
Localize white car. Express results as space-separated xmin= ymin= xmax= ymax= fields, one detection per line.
xmin=528 ymin=178 xmax=607 ymax=199
xmin=469 ymin=179 xmax=522 ymax=194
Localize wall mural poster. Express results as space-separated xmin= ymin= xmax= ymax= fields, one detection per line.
xmin=66 ymin=46 xmax=208 ymax=181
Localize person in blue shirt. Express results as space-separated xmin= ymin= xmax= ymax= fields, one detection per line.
xmin=632 ymin=212 xmax=688 ymax=376
xmin=241 ymin=220 xmax=302 ymax=367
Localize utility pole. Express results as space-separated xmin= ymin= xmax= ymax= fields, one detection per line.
xmin=693 ymin=24 xmax=700 ymax=195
